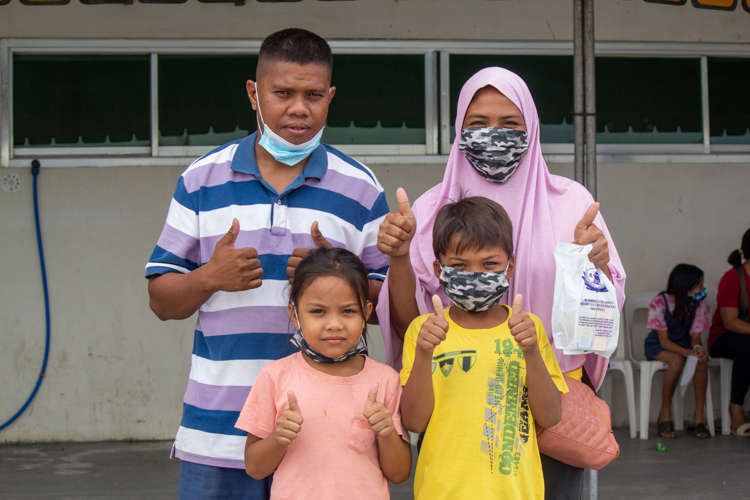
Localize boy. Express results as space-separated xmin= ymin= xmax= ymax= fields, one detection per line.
xmin=399 ymin=196 xmax=566 ymax=500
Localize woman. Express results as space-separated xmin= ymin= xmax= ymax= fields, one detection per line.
xmin=376 ymin=67 xmax=626 ymax=499
xmin=708 ymin=228 xmax=750 ymax=437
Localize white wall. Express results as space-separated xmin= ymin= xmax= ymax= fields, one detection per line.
xmin=1 ymin=0 xmax=749 ymax=43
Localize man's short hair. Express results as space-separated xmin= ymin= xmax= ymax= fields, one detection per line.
xmin=432 ymin=196 xmax=514 ymax=259
xmin=257 ymin=28 xmax=333 ymax=81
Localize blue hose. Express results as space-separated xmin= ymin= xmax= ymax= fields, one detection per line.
xmin=0 ymin=160 xmax=50 ymax=432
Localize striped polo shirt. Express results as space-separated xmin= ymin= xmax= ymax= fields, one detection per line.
xmin=145 ymin=133 xmax=389 ymax=469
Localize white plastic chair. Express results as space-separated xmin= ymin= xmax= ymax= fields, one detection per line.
xmin=625 ymin=291 xmax=715 ymax=440
xmin=601 ymin=315 xmax=637 ymax=439
xmin=704 ymin=287 xmax=734 ymax=435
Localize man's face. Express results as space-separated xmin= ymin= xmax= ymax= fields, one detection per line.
xmin=247 ymin=60 xmax=335 ymax=145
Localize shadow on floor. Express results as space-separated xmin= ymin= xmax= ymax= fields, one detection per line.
xmin=1 ymin=428 xmax=748 ymax=499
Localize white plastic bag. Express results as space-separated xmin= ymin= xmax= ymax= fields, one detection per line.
xmin=551 ymin=242 xmax=620 ymax=358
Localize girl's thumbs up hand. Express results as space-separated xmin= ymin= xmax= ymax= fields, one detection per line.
xmin=274 ymin=391 xmax=304 ymax=446
xmin=377 ymin=188 xmax=416 ymax=259
xmin=363 ymin=383 xmax=395 ymax=437
xmin=416 ymin=295 xmax=449 ymax=353
xmin=508 ymin=294 xmax=539 ymax=354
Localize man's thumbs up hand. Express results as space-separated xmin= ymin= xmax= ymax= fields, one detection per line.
xmin=205 ymin=218 xmax=263 ymax=293
xmin=274 ymin=391 xmax=304 ymax=446
xmin=362 ymin=383 xmax=396 ymax=437
xmin=377 ymin=188 xmax=416 ymax=259
xmin=508 ymin=294 xmax=538 ymax=353
xmin=287 ymin=222 xmax=332 ymax=279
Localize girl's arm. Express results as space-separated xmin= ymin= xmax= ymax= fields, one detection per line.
xmin=244 ymin=391 xmax=304 ymax=480
xmin=509 ymin=295 xmax=561 ymax=429
xmin=656 ymin=330 xmax=694 ymax=357
xmin=363 ymin=384 xmax=412 ymax=484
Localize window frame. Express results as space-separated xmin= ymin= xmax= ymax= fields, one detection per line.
xmin=2 ymin=39 xmax=750 ymax=168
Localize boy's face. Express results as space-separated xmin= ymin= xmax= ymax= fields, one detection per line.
xmin=433 ymin=238 xmax=515 ymax=278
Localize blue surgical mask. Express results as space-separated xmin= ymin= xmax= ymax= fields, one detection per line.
xmin=255 ymin=83 xmax=325 ymax=166
xmin=691 ymin=288 xmax=707 ymax=302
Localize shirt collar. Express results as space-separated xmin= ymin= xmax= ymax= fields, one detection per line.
xmin=230 ymin=132 xmax=328 ymax=180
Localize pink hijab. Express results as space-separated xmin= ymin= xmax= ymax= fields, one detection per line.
xmin=377 ymin=67 xmax=626 ymax=390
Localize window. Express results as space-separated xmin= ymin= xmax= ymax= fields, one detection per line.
xmin=708 ymin=57 xmax=750 ymax=145
xmin=595 ymin=57 xmax=702 ymax=144
xmin=159 ymin=55 xmax=256 ymax=148
xmin=13 ymin=55 xmax=150 ymax=150
xmin=449 ymin=55 xmax=574 ymax=144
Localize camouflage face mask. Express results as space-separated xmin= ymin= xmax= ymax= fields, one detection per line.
xmin=437 ymin=263 xmax=510 ymax=313
xmin=458 ymin=127 xmax=528 ymax=184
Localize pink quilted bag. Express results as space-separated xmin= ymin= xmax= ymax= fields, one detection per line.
xmin=536 ymin=376 xmax=620 ymax=470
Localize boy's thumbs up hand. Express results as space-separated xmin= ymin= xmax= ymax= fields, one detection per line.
xmin=508 ymin=294 xmax=538 ymax=353
xmin=363 ymin=383 xmax=395 ymax=437
xmin=274 ymin=391 xmax=304 ymax=446
xmin=377 ymin=188 xmax=416 ymax=259
xmin=416 ymin=295 xmax=449 ymax=353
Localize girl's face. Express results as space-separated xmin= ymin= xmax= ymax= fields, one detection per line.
xmin=288 ymin=275 xmax=372 ymax=360
xmin=462 ymin=86 xmax=527 ymax=132
xmin=689 ymin=277 xmax=705 ymax=296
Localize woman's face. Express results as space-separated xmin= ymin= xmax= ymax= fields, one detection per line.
xmin=462 ymin=86 xmax=527 ymax=132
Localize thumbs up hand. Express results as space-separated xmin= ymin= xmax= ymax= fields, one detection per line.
xmin=274 ymin=391 xmax=304 ymax=446
xmin=206 ymin=218 xmax=263 ymax=292
xmin=377 ymin=188 xmax=416 ymax=259
xmin=416 ymin=295 xmax=449 ymax=353
xmin=508 ymin=294 xmax=538 ymax=353
xmin=286 ymin=221 xmax=333 ymax=279
xmin=362 ymin=383 xmax=395 ymax=437
xmin=573 ymin=202 xmax=610 ymax=271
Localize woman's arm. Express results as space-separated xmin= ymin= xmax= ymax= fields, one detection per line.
xmin=720 ymin=307 xmax=750 ymax=334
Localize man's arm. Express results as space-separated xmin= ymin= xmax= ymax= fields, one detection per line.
xmin=148 ymin=218 xmax=263 ymax=321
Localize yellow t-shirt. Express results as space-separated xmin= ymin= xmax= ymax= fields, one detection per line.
xmin=401 ymin=305 xmax=568 ymax=500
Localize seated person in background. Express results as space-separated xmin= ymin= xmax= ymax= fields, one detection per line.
xmin=399 ymin=196 xmax=566 ymax=500
xmin=643 ymin=264 xmax=710 ymax=439
xmin=709 ymin=228 xmax=750 ymax=437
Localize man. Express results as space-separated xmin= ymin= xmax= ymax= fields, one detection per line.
xmin=146 ymin=29 xmax=389 ymax=499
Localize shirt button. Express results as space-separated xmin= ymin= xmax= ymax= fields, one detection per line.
xmin=276 ymin=199 xmax=282 ymax=205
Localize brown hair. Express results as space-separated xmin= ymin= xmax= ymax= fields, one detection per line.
xmin=432 ymin=196 xmax=514 ymax=259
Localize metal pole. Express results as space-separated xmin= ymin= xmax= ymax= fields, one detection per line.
xmin=424 ymin=51 xmax=439 ymax=155
xmin=573 ymin=0 xmax=585 ymax=185
xmin=589 ymin=469 xmax=599 ymax=500
xmin=0 ymin=39 xmax=10 ymax=168
xmin=583 ymin=0 xmax=597 ymax=200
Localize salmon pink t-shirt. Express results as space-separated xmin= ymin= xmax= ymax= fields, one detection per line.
xmin=235 ymin=352 xmax=409 ymax=500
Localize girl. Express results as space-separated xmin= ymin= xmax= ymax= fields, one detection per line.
xmin=643 ymin=264 xmax=710 ymax=439
xmin=709 ymin=228 xmax=750 ymax=437
xmin=235 ymin=247 xmax=412 ymax=499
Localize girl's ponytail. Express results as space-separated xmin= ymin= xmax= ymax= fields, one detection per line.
xmin=728 ymin=228 xmax=750 ymax=269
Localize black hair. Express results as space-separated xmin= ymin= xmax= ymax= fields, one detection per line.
xmin=257 ymin=28 xmax=333 ymax=81
xmin=662 ymin=263 xmax=704 ymax=325
xmin=728 ymin=228 xmax=750 ymax=268
xmin=432 ymin=196 xmax=514 ymax=259
xmin=288 ymin=247 xmax=370 ymax=328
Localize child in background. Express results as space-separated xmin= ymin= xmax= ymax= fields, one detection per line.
xmin=235 ymin=248 xmax=411 ymax=499
xmin=399 ymin=196 xmax=566 ymax=500
xmin=643 ymin=263 xmax=710 ymax=439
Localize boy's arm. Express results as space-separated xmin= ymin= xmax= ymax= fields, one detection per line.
xmin=243 ymin=391 xmax=304 ymax=480
xmin=363 ymin=384 xmax=412 ymax=484
xmin=377 ymin=188 xmax=420 ymax=339
xmin=508 ymin=295 xmax=561 ymax=430
xmin=400 ymin=296 xmax=448 ymax=433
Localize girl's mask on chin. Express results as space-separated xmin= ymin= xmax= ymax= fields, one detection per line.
xmin=459 ymin=127 xmax=528 ymax=183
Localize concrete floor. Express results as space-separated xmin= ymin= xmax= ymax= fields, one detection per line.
xmin=1 ymin=428 xmax=748 ymax=499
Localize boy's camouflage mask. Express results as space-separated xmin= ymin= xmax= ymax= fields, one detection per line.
xmin=458 ymin=127 xmax=528 ymax=184
xmin=438 ymin=264 xmax=510 ymax=313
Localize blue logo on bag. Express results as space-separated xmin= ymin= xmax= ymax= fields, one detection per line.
xmin=582 ymin=269 xmax=608 ymax=293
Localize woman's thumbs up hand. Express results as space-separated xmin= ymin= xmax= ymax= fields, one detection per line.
xmin=377 ymin=188 xmax=416 ymax=259
xmin=508 ymin=294 xmax=538 ymax=353
xmin=274 ymin=391 xmax=304 ymax=446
